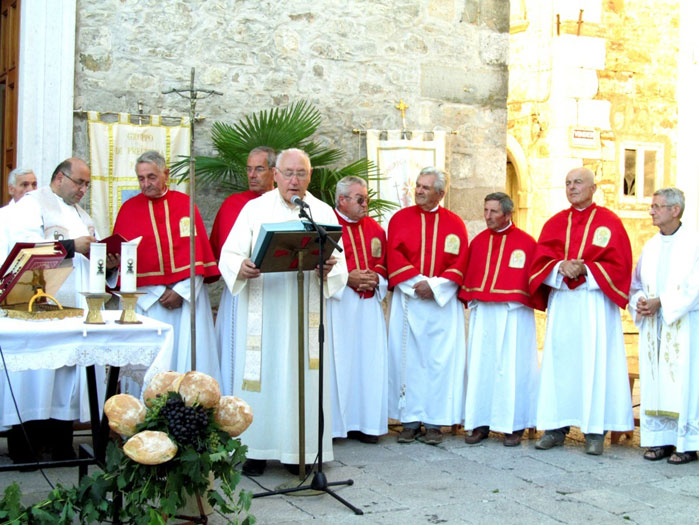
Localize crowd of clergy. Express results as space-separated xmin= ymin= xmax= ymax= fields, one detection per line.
xmin=0 ymin=146 xmax=696 ymax=471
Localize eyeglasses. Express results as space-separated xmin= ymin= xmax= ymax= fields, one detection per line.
xmin=61 ymin=172 xmax=90 ymax=189
xmin=246 ymin=166 xmax=269 ymax=174
xmin=279 ymin=169 xmax=309 ymax=180
xmin=344 ymin=195 xmax=370 ymax=205
xmin=649 ymin=204 xmax=673 ymax=211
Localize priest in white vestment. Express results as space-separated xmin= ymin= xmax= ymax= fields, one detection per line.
xmin=530 ymin=168 xmax=634 ymax=456
xmin=2 ymin=158 xmax=105 ymax=462
xmin=629 ymin=187 xmax=699 ymax=465
xmin=328 ymin=176 xmax=388 ymax=443
xmin=461 ymin=193 xmax=544 ymax=447
xmin=0 ymin=168 xmax=37 ymax=264
xmin=219 ymin=148 xmax=347 ymax=476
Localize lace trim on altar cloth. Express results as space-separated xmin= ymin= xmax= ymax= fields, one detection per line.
xmin=0 ymin=344 xmax=166 ymax=371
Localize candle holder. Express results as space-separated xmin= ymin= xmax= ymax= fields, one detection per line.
xmin=80 ymin=292 xmax=112 ymax=324
xmin=114 ymin=291 xmax=146 ymax=324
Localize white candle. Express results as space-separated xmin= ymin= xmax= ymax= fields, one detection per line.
xmin=121 ymin=242 xmax=138 ymax=292
xmin=89 ymin=243 xmax=107 ymax=293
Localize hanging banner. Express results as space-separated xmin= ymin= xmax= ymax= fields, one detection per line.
xmin=87 ymin=112 xmax=191 ymax=239
xmin=366 ymin=130 xmax=447 ymax=226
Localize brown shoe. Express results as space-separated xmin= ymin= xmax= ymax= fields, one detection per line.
xmin=503 ymin=430 xmax=523 ymax=447
xmin=464 ymin=426 xmax=489 ymax=445
xmin=397 ymin=427 xmax=420 ymax=443
xmin=422 ymin=428 xmax=443 ymax=445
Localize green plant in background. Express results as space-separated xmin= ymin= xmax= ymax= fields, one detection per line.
xmin=0 ymin=392 xmax=254 ymax=524
xmin=170 ymin=100 xmax=397 ymax=220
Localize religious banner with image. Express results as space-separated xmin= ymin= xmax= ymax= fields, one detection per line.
xmin=365 ymin=130 xmax=447 ymax=226
xmin=87 ymin=112 xmax=190 ymax=238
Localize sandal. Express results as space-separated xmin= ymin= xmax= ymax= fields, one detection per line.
xmin=667 ymin=451 xmax=698 ymax=465
xmin=643 ymin=445 xmax=674 ymax=461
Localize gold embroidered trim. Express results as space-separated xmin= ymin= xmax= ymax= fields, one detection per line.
xmin=429 ymin=213 xmax=439 ymax=277
xmin=358 ymin=224 xmax=370 ymax=268
xmin=389 ymin=265 xmax=414 ymax=279
xmin=420 ymin=214 xmax=426 ymax=275
xmin=529 ymin=259 xmax=556 ymax=284
xmin=592 ymin=261 xmax=629 ymax=300
xmin=577 ymin=208 xmax=597 ymax=259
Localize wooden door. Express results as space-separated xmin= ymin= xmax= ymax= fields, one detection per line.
xmin=0 ymin=0 xmax=19 ymax=205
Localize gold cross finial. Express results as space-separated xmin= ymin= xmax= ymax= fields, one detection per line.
xmin=395 ymin=99 xmax=409 ymax=120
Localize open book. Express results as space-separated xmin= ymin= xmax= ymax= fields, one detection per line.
xmin=0 ymin=242 xmax=70 ymax=305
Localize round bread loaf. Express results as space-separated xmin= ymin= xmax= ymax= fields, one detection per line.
xmin=177 ymin=371 xmax=221 ymax=408
xmin=143 ymin=371 xmax=183 ymax=407
xmin=123 ymin=430 xmax=177 ymax=465
xmin=104 ymin=394 xmax=146 ymax=436
xmin=215 ymin=396 xmax=253 ymax=437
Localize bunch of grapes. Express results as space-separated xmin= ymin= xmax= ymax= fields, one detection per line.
xmin=159 ymin=395 xmax=210 ymax=452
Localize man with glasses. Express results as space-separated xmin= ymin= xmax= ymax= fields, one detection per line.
xmin=210 ymin=146 xmax=276 ymax=397
xmin=530 ymin=167 xmax=634 ymax=455
xmin=387 ymin=167 xmax=469 ymax=446
xmin=629 ymin=187 xmax=699 ymax=465
xmin=112 ymin=150 xmax=222 ymax=390
xmin=4 ymin=158 xmax=104 ymax=463
xmin=219 ymin=148 xmax=347 ymax=477
xmin=328 ymin=176 xmax=388 ymax=444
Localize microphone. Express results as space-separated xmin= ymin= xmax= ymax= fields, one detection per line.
xmin=291 ymin=195 xmax=310 ymax=209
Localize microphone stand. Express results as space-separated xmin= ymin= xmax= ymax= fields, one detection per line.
xmin=252 ymin=203 xmax=363 ymax=515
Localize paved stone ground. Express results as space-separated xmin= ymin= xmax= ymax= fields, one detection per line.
xmin=2 ymin=427 xmax=698 ymax=524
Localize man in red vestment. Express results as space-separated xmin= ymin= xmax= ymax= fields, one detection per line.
xmin=209 ymin=146 xmax=276 ymax=260
xmin=211 ymin=146 xmax=276 ymax=398
xmin=460 ymin=192 xmax=544 ymax=447
xmin=328 ymin=175 xmax=388 ymax=444
xmin=113 ymin=150 xmax=222 ymax=387
xmin=529 ymin=167 xmax=633 ymax=455
xmin=387 ymin=167 xmax=469 ymax=445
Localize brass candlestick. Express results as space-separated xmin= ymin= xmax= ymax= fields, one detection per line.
xmin=80 ymin=292 xmax=112 ymax=324
xmin=114 ymin=291 xmax=145 ymax=324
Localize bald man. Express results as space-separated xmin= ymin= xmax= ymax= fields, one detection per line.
xmin=529 ymin=168 xmax=634 ymax=455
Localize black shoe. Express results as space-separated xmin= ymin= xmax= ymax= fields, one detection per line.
xmin=283 ymin=463 xmax=312 ymax=476
xmin=347 ymin=431 xmax=379 ymax=444
xmin=242 ymin=459 xmax=267 ymax=477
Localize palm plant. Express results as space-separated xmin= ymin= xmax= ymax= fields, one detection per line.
xmin=170 ymin=100 xmax=396 ymax=220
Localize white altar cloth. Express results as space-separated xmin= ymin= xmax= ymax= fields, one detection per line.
xmin=0 ymin=311 xmax=174 ymax=427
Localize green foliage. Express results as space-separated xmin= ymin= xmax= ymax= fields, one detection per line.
xmin=0 ymin=393 xmax=254 ymax=524
xmin=170 ymin=100 xmax=397 ymax=220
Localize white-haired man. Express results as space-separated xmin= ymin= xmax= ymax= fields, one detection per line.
xmin=386 ymin=167 xmax=469 ymax=445
xmin=219 ymin=148 xmax=347 ymax=476
xmin=630 ymin=187 xmax=699 ymax=465
xmin=0 ymin=168 xmax=37 ymax=263
xmin=328 ymin=175 xmax=388 ymax=444
xmin=112 ymin=151 xmax=222 ymax=389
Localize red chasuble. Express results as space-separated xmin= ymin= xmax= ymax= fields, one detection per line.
xmin=210 ymin=190 xmax=260 ymax=261
xmin=528 ymin=203 xmax=632 ymax=308
xmin=335 ymin=211 xmax=387 ymax=299
xmin=460 ymin=223 xmax=546 ymax=310
xmin=113 ymin=190 xmax=220 ymax=286
xmin=387 ymin=206 xmax=468 ymax=289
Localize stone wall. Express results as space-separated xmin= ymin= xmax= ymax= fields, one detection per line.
xmin=73 ymin=0 xmax=510 ymax=305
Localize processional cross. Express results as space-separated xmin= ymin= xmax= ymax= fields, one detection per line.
xmin=163 ymin=68 xmax=222 ymax=371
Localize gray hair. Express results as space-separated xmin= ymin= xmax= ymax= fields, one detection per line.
xmin=249 ymin=146 xmax=277 ymax=168
xmin=335 ymin=176 xmax=367 ymax=206
xmin=484 ymin=192 xmax=514 ymax=215
xmin=8 ymin=168 xmax=34 ymax=187
xmin=136 ymin=150 xmax=167 ymax=171
xmin=276 ymin=148 xmax=311 ymax=172
xmin=654 ymin=187 xmax=685 ymax=218
xmin=418 ymin=167 xmax=448 ymax=193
